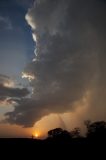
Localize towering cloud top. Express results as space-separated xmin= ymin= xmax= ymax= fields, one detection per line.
xmin=4 ymin=0 xmax=106 ymax=127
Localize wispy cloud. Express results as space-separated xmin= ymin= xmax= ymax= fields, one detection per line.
xmin=0 ymin=16 xmax=13 ymax=30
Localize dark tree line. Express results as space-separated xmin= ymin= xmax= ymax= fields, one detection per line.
xmin=47 ymin=121 xmax=106 ymax=140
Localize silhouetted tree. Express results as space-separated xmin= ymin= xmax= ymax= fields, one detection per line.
xmin=32 ymin=135 xmax=34 ymax=139
xmin=84 ymin=120 xmax=91 ymax=129
xmin=48 ymin=128 xmax=71 ymax=141
xmin=71 ymin=128 xmax=81 ymax=138
xmin=48 ymin=128 xmax=63 ymax=138
xmin=86 ymin=121 xmax=106 ymax=139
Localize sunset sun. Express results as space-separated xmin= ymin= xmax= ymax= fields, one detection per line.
xmin=35 ymin=133 xmax=39 ymax=138
xmin=33 ymin=132 xmax=40 ymax=139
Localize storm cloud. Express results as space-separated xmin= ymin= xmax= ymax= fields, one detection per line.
xmin=4 ymin=0 xmax=106 ymax=127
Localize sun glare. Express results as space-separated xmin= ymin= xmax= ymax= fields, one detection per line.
xmin=33 ymin=132 xmax=40 ymax=139
xmin=35 ymin=133 xmax=39 ymax=138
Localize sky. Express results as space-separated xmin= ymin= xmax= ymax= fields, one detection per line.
xmin=0 ymin=0 xmax=106 ymax=138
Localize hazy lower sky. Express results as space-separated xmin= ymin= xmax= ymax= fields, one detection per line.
xmin=0 ymin=0 xmax=106 ymax=138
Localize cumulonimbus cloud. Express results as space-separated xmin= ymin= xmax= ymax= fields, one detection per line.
xmin=4 ymin=0 xmax=106 ymax=127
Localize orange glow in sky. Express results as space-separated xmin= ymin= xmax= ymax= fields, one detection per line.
xmin=35 ymin=133 xmax=39 ymax=138
xmin=33 ymin=131 xmax=41 ymax=138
